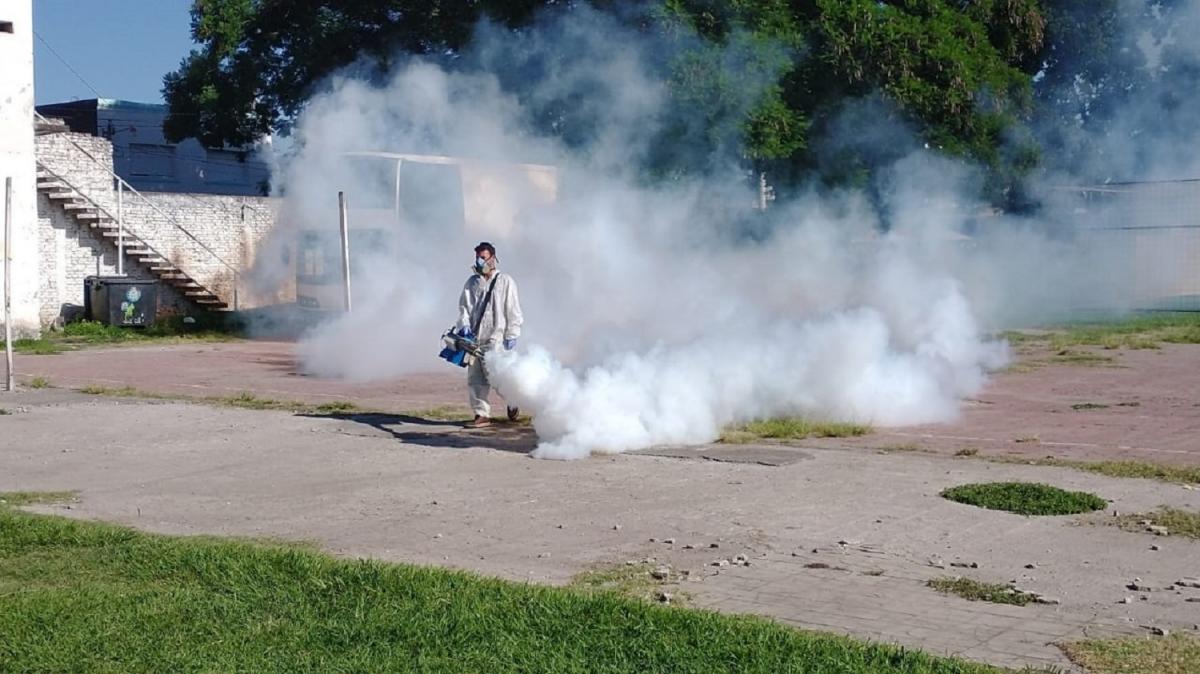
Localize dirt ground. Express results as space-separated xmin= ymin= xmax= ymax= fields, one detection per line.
xmin=3 ymin=340 xmax=1200 ymax=671
xmin=10 ymin=339 xmax=1200 ymax=466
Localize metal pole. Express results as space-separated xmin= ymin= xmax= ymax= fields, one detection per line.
xmin=4 ymin=177 xmax=14 ymax=392
xmin=116 ymin=179 xmax=124 ymax=275
xmin=338 ymin=191 xmax=352 ymax=312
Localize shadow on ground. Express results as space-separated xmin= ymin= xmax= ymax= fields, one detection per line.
xmin=303 ymin=412 xmax=538 ymax=455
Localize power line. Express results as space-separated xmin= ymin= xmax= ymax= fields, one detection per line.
xmin=33 ymin=30 xmax=103 ymax=99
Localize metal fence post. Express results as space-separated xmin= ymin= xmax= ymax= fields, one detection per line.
xmin=4 ymin=177 xmax=14 ymax=392
xmin=116 ymin=179 xmax=124 ymax=275
xmin=338 ymin=191 xmax=352 ymax=312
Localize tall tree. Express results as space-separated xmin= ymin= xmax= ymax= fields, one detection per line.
xmin=166 ymin=0 xmax=1047 ymax=202
xmin=164 ymin=0 xmax=548 ymax=146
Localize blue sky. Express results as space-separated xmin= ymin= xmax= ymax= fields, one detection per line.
xmin=33 ymin=0 xmax=197 ymax=105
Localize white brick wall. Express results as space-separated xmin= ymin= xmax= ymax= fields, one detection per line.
xmin=33 ymin=130 xmax=283 ymax=325
xmin=36 ymin=191 xmax=187 ymax=326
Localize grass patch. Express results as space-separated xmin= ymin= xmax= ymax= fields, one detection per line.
xmin=721 ymin=417 xmax=871 ymax=443
xmin=927 ymin=577 xmax=1034 ymax=606
xmin=1071 ymin=402 xmax=1110 ymax=410
xmin=1003 ymin=312 xmax=1200 ymax=350
xmin=408 ymin=405 xmax=473 ymax=421
xmin=941 ymin=482 xmax=1107 ymax=516
xmin=0 ymin=509 xmax=1043 ymax=674
xmin=27 ymin=376 xmax=51 ymax=389
xmin=216 ymin=391 xmax=298 ymax=411
xmin=4 ymin=338 xmax=67 ymax=355
xmin=877 ymin=443 xmax=933 ymax=454
xmin=955 ymin=448 xmax=980 ymax=457
xmin=64 ymin=317 xmax=240 ymax=343
xmin=1049 ymin=349 xmax=1115 ymax=366
xmin=986 ymin=456 xmax=1200 ymax=486
xmin=312 ymin=400 xmax=362 ymax=414
xmin=1 ymin=317 xmax=241 ymax=356
xmin=0 ymin=408 xmax=11 ymax=416
xmin=0 ymin=491 xmax=78 ymax=507
xmin=1062 ymin=633 xmax=1200 ymax=674
xmin=76 ymin=385 xmax=371 ymax=417
xmin=569 ymin=562 xmax=673 ymax=602
xmin=1066 ymin=460 xmax=1200 ymax=484
xmin=1115 ymin=508 xmax=1200 ymax=539
xmin=78 ymin=384 xmax=158 ymax=398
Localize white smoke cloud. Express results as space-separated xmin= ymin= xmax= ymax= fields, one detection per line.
xmin=256 ymin=4 xmax=1192 ymax=459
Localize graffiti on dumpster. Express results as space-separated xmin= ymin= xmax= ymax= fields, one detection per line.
xmin=120 ymin=287 xmax=144 ymax=325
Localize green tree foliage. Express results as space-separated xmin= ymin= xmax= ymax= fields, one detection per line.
xmin=165 ymin=0 xmax=1048 ymax=197
xmin=656 ymin=0 xmax=1046 ymax=200
xmin=164 ymin=0 xmax=547 ymax=147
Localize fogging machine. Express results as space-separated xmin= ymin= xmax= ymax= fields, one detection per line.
xmin=438 ymin=273 xmax=500 ymax=368
xmin=439 ymin=328 xmax=482 ymax=368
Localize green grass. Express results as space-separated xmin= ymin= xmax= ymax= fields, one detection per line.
xmin=0 ymin=508 xmax=1041 ymax=674
xmin=216 ymin=391 xmax=298 ymax=411
xmin=986 ymin=457 xmax=1200 ymax=486
xmin=312 ymin=400 xmax=362 ymax=414
xmin=1002 ymin=312 xmax=1200 ymax=350
xmin=75 ymin=385 xmax=369 ymax=417
xmin=927 ymin=577 xmax=1034 ymax=606
xmin=1115 ymin=508 xmax=1200 ymax=539
xmin=1071 ymin=402 xmax=1110 ymax=410
xmin=1062 ymin=633 xmax=1200 ymax=674
xmin=0 ymin=409 xmax=11 ymax=416
xmin=65 ymin=316 xmax=240 ymax=342
xmin=27 ymin=376 xmax=51 ymax=389
xmin=720 ymin=417 xmax=871 ymax=443
xmin=1060 ymin=460 xmax=1200 ymax=484
xmin=0 ymin=491 xmax=78 ymax=507
xmin=78 ymin=384 xmax=160 ymax=398
xmin=1 ymin=318 xmax=241 ymax=356
xmin=941 ymin=482 xmax=1107 ymax=516
xmin=4 ymin=338 xmax=67 ymax=355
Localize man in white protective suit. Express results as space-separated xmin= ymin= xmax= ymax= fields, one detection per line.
xmin=456 ymin=241 xmax=523 ymax=428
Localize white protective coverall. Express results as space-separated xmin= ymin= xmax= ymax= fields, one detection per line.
xmin=457 ymin=271 xmax=523 ymax=417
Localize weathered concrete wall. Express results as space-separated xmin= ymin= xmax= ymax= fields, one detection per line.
xmin=0 ymin=0 xmax=40 ymax=337
xmin=121 ymin=192 xmax=279 ymax=306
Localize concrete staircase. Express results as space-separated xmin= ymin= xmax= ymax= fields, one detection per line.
xmin=36 ymin=164 xmax=229 ymax=310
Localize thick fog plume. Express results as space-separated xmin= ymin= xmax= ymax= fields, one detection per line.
xmin=257 ymin=5 xmax=1193 ymax=459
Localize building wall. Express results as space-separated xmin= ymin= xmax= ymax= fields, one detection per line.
xmin=35 ymin=131 xmax=117 ymax=213
xmin=0 ymin=0 xmax=40 ymax=337
xmin=119 ymin=192 xmax=280 ymax=306
xmin=38 ymin=98 xmax=272 ymax=197
xmin=99 ymin=100 xmax=271 ymax=197
xmin=32 ymin=129 xmax=285 ymax=323
xmin=36 ymin=192 xmax=188 ymax=326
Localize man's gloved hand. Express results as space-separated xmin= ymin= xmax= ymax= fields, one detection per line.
xmin=504 ymin=338 xmax=517 ymax=350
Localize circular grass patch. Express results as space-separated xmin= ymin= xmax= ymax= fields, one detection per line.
xmin=940 ymin=482 xmax=1107 ymax=516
